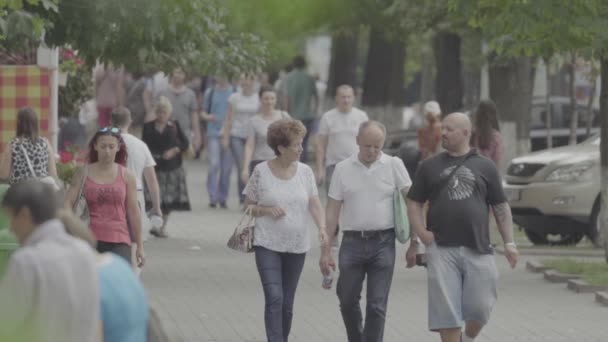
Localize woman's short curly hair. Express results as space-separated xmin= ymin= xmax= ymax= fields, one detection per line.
xmin=267 ymin=119 xmax=307 ymax=156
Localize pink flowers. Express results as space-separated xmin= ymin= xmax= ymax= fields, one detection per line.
xmin=62 ymin=49 xmax=74 ymax=60
xmin=59 ymin=48 xmax=84 ymax=75
xmin=60 ymin=150 xmax=72 ymax=163
xmin=57 ymin=142 xmax=85 ymax=185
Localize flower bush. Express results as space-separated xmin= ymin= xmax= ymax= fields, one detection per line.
xmin=58 ymin=48 xmax=93 ymax=118
xmin=56 ymin=142 xmax=86 ymax=186
xmin=59 ymin=48 xmax=83 ymax=74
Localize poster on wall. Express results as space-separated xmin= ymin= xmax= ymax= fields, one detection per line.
xmin=0 ymin=66 xmax=52 ymax=153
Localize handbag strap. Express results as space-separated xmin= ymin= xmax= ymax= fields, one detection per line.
xmin=75 ymin=166 xmax=88 ymax=205
xmin=391 ymin=156 xmax=401 ymax=192
xmin=237 ymin=205 xmax=255 ymax=227
xmin=18 ymin=144 xmax=37 ymax=177
xmin=430 ymin=150 xmax=475 ymax=201
xmin=206 ymin=88 xmax=214 ymax=114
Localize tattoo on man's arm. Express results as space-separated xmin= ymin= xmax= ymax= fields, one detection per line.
xmin=492 ymin=203 xmax=511 ymax=226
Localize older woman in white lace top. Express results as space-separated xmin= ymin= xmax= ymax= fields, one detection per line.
xmin=243 ymin=118 xmax=327 ymax=342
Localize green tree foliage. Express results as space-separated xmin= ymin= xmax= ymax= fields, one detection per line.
xmin=448 ymin=0 xmax=608 ymax=58
xmin=224 ymin=0 xmax=362 ymax=68
xmin=1 ymin=0 xmax=267 ymax=74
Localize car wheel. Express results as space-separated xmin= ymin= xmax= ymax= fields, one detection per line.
xmin=523 ymin=229 xmax=584 ymax=246
xmin=588 ymin=199 xmax=602 ymax=247
xmin=523 ymin=229 xmax=549 ymax=245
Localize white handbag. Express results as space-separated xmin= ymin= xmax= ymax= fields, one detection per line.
xmin=19 ymin=144 xmax=59 ymax=191
xmin=227 ymin=206 xmax=255 ymax=253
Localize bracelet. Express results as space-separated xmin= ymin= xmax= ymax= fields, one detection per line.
xmin=505 ymin=242 xmax=517 ymax=248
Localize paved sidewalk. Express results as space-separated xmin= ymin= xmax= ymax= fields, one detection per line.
xmin=141 ymin=161 xmax=608 ymax=342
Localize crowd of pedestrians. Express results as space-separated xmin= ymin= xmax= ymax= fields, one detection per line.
xmin=0 ymin=51 xmax=520 ymax=342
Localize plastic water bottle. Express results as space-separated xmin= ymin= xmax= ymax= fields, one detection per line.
xmin=148 ymin=212 xmax=163 ymax=230
xmin=321 ymin=246 xmax=340 ymax=289
xmin=322 ymin=273 xmax=333 ymax=289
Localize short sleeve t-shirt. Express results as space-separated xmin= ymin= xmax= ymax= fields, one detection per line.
xmin=229 ymin=92 xmax=260 ymax=138
xmin=407 ymin=150 xmax=507 ymax=254
xmin=247 ymin=111 xmax=290 ymax=161
xmin=243 ymin=162 xmax=319 ymax=253
xmin=157 ymin=87 xmax=198 ymax=141
xmin=98 ymin=254 xmax=149 ymax=342
xmin=285 ymin=69 xmax=316 ymax=120
xmin=203 ymin=86 xmax=234 ymax=137
xmin=318 ymin=107 xmax=369 ymax=166
xmin=122 ymin=133 xmax=156 ymax=190
xmin=329 ymin=153 xmax=412 ymax=231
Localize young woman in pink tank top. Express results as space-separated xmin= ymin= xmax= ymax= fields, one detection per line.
xmin=65 ymin=127 xmax=145 ymax=266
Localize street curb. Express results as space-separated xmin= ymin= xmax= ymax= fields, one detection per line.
xmin=526 ymin=260 xmax=550 ymax=273
xmin=543 ymin=269 xmax=581 ymax=283
xmin=496 ymin=246 xmax=603 ymax=258
xmin=567 ymin=279 xmax=607 ymax=293
xmin=595 ymin=291 xmax=608 ymax=306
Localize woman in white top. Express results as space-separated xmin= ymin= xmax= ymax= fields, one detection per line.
xmin=222 ymin=74 xmax=260 ymax=206
xmin=243 ymin=118 xmax=327 ymax=342
xmin=241 ymin=85 xmax=289 ymax=186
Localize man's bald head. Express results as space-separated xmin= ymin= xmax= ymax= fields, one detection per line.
xmin=441 ymin=112 xmax=472 ymax=153
xmin=357 ymin=120 xmax=386 ymax=166
xmin=444 ymin=112 xmax=472 ymax=134
xmin=358 ymin=120 xmax=386 ymax=138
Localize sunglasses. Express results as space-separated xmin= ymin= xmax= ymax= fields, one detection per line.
xmin=99 ymin=127 xmax=120 ymax=134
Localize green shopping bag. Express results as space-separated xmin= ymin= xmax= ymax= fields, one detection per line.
xmin=393 ymin=189 xmax=410 ymax=244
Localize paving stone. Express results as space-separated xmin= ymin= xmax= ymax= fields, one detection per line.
xmin=141 ymin=161 xmax=608 ymax=342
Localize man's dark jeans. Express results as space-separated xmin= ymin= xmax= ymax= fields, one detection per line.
xmin=337 ymin=229 xmax=396 ymax=342
xmin=255 ymin=246 xmax=306 ymax=342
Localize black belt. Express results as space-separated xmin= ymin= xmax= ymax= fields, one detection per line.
xmin=342 ymin=228 xmax=394 ymax=239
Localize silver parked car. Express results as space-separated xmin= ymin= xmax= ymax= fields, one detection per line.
xmin=503 ymin=135 xmax=600 ymax=246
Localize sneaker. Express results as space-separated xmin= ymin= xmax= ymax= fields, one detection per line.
xmin=150 ymin=228 xmax=161 ymax=238
xmin=209 ymin=203 xmax=217 ymax=209
xmin=220 ymin=202 xmax=228 ymax=209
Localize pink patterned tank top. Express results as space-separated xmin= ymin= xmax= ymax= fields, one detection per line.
xmin=84 ymin=166 xmax=130 ymax=245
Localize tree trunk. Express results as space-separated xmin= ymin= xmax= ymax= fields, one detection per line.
xmin=569 ymin=54 xmax=579 ymax=145
xmin=545 ymin=57 xmax=553 ymax=149
xmin=599 ymin=57 xmax=608 ymax=263
xmin=433 ymin=31 xmax=463 ymax=115
xmin=361 ymin=28 xmax=406 ymax=107
xmin=327 ymin=29 xmax=359 ymax=98
xmin=462 ymin=30 xmax=482 ymax=110
xmin=463 ymin=67 xmax=481 ymax=110
xmin=488 ymin=56 xmax=535 ymax=155
xmin=587 ymin=67 xmax=598 ymax=138
xmin=420 ymin=54 xmax=434 ymax=104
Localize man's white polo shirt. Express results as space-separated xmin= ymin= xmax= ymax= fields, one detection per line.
xmin=318 ymin=107 xmax=369 ymax=167
xmin=328 ymin=152 xmax=412 ymax=231
xmin=122 ymin=133 xmax=156 ymax=190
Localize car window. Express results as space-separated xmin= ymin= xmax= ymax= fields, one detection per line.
xmin=563 ymin=104 xmax=599 ymax=128
xmin=531 ymin=103 xmax=599 ymax=130
xmin=531 ymin=103 xmax=568 ymax=129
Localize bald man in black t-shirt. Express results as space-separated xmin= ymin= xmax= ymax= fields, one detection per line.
xmin=407 ymin=112 xmax=519 ymax=342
